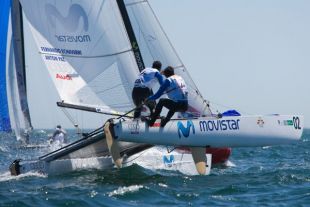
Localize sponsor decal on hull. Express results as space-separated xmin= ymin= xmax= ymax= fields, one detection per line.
xmin=23 ymin=161 xmax=47 ymax=174
xmin=177 ymin=120 xmax=195 ymax=138
xmin=163 ymin=155 xmax=174 ymax=167
xmin=127 ymin=122 xmax=140 ymax=134
xmin=257 ymin=117 xmax=265 ymax=127
xmin=278 ymin=116 xmax=302 ymax=130
xmin=199 ymin=119 xmax=240 ymax=132
xmin=278 ymin=120 xmax=293 ymax=126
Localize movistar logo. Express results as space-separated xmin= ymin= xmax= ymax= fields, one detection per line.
xmin=177 ymin=120 xmax=195 ymax=138
xmin=163 ymin=155 xmax=174 ymax=167
xmin=45 ymin=3 xmax=89 ymax=32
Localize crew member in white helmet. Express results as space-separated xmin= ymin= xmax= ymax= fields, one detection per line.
xmin=132 ymin=60 xmax=164 ymax=119
xmin=147 ymin=66 xmax=188 ymax=127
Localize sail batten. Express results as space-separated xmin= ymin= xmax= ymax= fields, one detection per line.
xmin=39 ymin=48 xmax=133 ymax=58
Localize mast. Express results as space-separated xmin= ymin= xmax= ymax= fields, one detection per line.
xmin=11 ymin=0 xmax=33 ymax=130
xmin=116 ymin=0 xmax=145 ymax=72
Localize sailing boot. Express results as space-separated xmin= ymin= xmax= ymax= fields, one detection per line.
xmin=147 ymin=113 xmax=160 ymax=126
xmin=147 ymin=117 xmax=156 ymax=127
xmin=160 ymin=116 xmax=168 ymax=127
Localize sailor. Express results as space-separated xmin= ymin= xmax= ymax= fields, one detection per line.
xmin=50 ymin=125 xmax=67 ymax=144
xmin=147 ymin=66 xmax=188 ymax=127
xmin=132 ymin=60 xmax=164 ymax=119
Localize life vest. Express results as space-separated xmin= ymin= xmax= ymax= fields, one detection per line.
xmin=134 ymin=68 xmax=160 ymax=89
xmin=53 ymin=131 xmax=65 ymax=143
xmin=52 ymin=129 xmax=67 ymax=143
xmin=166 ymin=75 xmax=188 ymax=101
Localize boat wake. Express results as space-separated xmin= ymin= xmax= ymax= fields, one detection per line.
xmin=0 ymin=171 xmax=46 ymax=182
xmin=0 ymin=145 xmax=9 ymax=153
xmin=222 ymin=160 xmax=236 ymax=167
xmin=107 ymin=185 xmax=145 ymax=197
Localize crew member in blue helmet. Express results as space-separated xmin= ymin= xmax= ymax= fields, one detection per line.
xmin=132 ymin=60 xmax=164 ymax=119
xmin=147 ymin=66 xmax=188 ymax=127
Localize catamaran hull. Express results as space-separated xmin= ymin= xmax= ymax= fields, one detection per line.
xmin=9 ymin=130 xmax=214 ymax=176
xmin=9 ymin=131 xmax=152 ymax=176
xmin=10 ymin=156 xmax=114 ymax=176
xmin=113 ymin=115 xmax=303 ymax=147
xmin=10 ymin=147 xmax=212 ymax=176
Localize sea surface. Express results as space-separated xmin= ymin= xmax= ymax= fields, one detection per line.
xmin=0 ymin=129 xmax=309 ymax=207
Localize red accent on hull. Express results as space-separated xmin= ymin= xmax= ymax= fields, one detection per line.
xmin=177 ymin=147 xmax=231 ymax=164
xmin=206 ymin=148 xmax=231 ymax=164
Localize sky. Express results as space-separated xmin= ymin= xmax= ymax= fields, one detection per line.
xmin=25 ymin=0 xmax=310 ymax=129
xmin=149 ymin=0 xmax=310 ymax=127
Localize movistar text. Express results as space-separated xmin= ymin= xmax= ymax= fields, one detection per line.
xmin=199 ymin=119 xmax=240 ymax=132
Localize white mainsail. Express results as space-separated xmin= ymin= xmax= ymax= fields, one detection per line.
xmin=19 ymin=0 xmax=211 ymax=118
xmin=6 ymin=3 xmax=32 ymax=142
xmin=7 ymin=21 xmax=25 ymax=141
xmin=19 ymin=0 xmax=137 ymax=114
xmin=125 ymin=0 xmax=211 ymax=116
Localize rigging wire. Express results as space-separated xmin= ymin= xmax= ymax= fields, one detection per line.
xmin=208 ymin=100 xmax=253 ymax=115
xmin=121 ymin=149 xmax=148 ymax=165
xmin=117 ymin=2 xmax=214 ymax=118
xmin=166 ymin=146 xmax=176 ymax=153
xmin=60 ymin=107 xmax=82 ymax=133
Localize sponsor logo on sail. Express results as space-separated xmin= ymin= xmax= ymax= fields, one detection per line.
xmin=56 ymin=74 xmax=72 ymax=80
xmin=55 ymin=35 xmax=91 ymax=43
xmin=41 ymin=47 xmax=82 ymax=56
xmin=163 ymin=155 xmax=174 ymax=167
xmin=46 ymin=3 xmax=91 ymax=43
xmin=177 ymin=120 xmax=195 ymax=138
xmin=45 ymin=55 xmax=65 ymax=62
xmin=46 ymin=3 xmax=88 ymax=32
xmin=199 ymin=119 xmax=240 ymax=132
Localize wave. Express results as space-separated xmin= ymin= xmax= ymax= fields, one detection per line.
xmin=0 ymin=171 xmax=46 ymax=182
xmin=107 ymin=185 xmax=145 ymax=197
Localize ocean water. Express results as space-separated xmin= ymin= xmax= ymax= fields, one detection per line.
xmin=0 ymin=129 xmax=309 ymax=207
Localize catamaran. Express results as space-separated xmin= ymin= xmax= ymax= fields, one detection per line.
xmin=4 ymin=0 xmax=303 ymax=176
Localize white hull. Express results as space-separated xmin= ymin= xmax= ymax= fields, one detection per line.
xmin=9 ymin=131 xmax=150 ymax=176
xmin=10 ymin=131 xmax=212 ymax=176
xmin=123 ymin=147 xmax=212 ymax=175
xmin=14 ymin=147 xmax=211 ymax=176
xmin=17 ymin=156 xmax=114 ymax=176
xmin=114 ymin=115 xmax=303 ymax=147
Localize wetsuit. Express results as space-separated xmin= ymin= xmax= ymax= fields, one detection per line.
xmin=148 ymin=75 xmax=188 ymax=127
xmin=132 ymin=67 xmax=164 ymax=118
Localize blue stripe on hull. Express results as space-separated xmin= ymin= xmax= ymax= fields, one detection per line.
xmin=0 ymin=0 xmax=12 ymax=132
